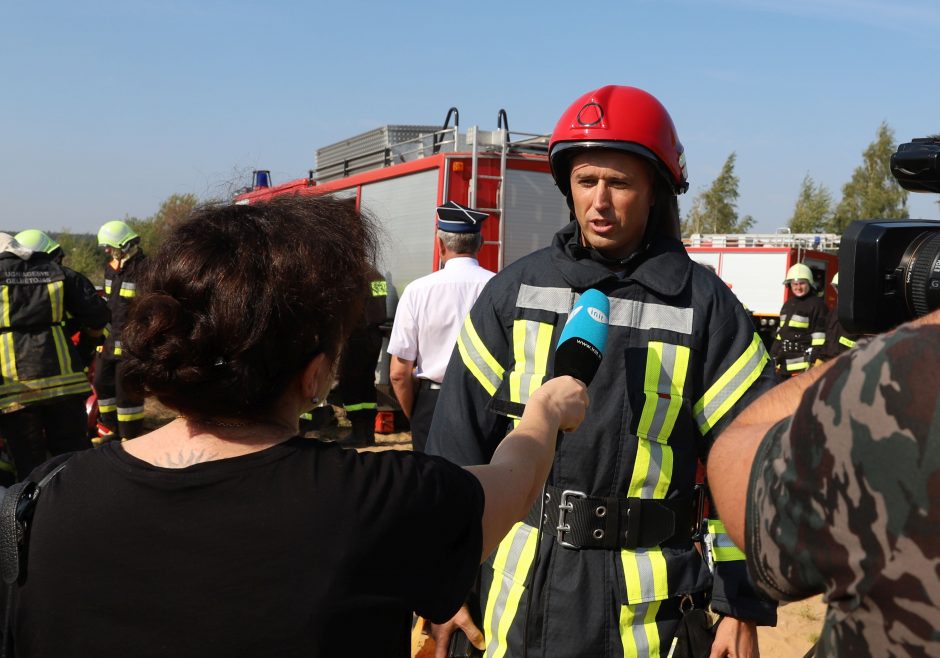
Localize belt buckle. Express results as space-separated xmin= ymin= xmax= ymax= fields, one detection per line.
xmin=556 ymin=489 xmax=586 ymax=549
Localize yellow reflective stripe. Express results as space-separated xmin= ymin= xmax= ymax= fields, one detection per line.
xmin=482 ymin=522 xmax=538 ymax=658
xmin=299 ymin=412 xmax=312 ymax=420
xmin=0 ymin=371 xmax=89 ymax=396
xmin=118 ymin=281 xmax=137 ymax=298
xmin=456 ymin=316 xmax=504 ymax=396
xmin=343 ymin=402 xmax=377 ymax=412
xmin=811 ymin=332 xmax=826 ymax=346
xmin=785 ymin=359 xmax=809 ymax=371
xmin=117 ymin=408 xmax=146 ymax=422
xmin=508 ymin=320 xmax=553 ymax=405
xmin=636 ymin=342 xmax=689 ymax=444
xmin=50 ymin=325 xmax=71 ymax=375
xmin=620 ymin=598 xmax=662 ymax=658
xmin=0 ymin=286 xmax=9 ymax=328
xmin=0 ymin=332 xmax=16 ymax=381
xmin=104 ymin=280 xmax=112 ymax=296
xmin=694 ymin=333 xmax=768 ymax=434
xmin=787 ymin=314 xmax=809 ymax=328
xmin=621 ymin=547 xmax=669 ymax=604
xmin=370 ymin=280 xmax=387 ymax=296
xmin=46 ymin=281 xmax=64 ymax=322
xmin=98 ymin=398 xmax=117 ymax=413
xmin=839 ymin=336 xmax=857 ymax=348
xmin=113 ymin=340 xmax=123 ymax=356
xmin=705 ymin=519 xmax=746 ymax=562
xmin=0 ymin=381 xmax=91 ymax=411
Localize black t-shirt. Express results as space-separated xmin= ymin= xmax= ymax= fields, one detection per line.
xmin=13 ymin=438 xmax=484 ymax=657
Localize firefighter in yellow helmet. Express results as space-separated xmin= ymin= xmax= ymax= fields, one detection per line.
xmin=14 ymin=229 xmax=64 ymax=262
xmin=0 ymin=231 xmax=109 ymax=479
xmin=94 ymin=220 xmax=148 ymax=441
xmin=770 ymin=263 xmax=829 ymax=378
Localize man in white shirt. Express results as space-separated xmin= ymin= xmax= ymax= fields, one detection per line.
xmin=387 ymin=202 xmax=495 ymax=452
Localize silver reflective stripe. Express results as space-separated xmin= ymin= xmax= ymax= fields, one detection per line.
xmin=516 ymin=284 xmax=694 ymax=334
xmin=483 ymin=523 xmax=536 ymax=656
xmin=609 ymin=298 xmax=693 ymax=334
xmin=516 ymin=321 xmax=542 ymax=404
xmin=694 ymin=337 xmax=768 ymax=430
xmin=630 ymin=601 xmax=654 ymax=655
xmin=515 ymin=284 xmax=574 ymax=313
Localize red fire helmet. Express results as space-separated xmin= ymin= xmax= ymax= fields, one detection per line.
xmin=549 ymin=85 xmax=689 ymax=196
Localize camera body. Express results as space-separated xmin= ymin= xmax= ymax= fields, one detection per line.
xmin=837 ymin=137 xmax=940 ymax=333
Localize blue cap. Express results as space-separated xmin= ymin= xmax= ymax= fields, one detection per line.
xmin=436 ymin=201 xmax=488 ymax=233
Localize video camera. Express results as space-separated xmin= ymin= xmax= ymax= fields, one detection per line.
xmin=838 ymin=136 xmax=940 ymax=333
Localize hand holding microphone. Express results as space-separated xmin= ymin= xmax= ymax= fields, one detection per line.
xmin=526 ymin=289 xmax=611 ymax=435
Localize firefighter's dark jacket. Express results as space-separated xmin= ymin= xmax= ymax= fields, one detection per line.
xmin=770 ymin=293 xmax=828 ymax=371
xmin=0 ymin=252 xmax=110 ymax=412
xmin=102 ymin=251 xmax=147 ymax=356
xmin=821 ymin=306 xmax=862 ymax=360
xmin=428 ymin=222 xmax=777 ymax=653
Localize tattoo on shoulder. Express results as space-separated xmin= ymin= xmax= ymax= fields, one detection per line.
xmin=155 ymin=449 xmax=218 ymax=468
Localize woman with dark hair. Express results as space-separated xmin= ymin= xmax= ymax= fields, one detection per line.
xmin=5 ymin=196 xmax=588 ymax=658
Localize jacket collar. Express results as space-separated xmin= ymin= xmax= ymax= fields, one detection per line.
xmin=550 ymin=221 xmax=692 ymax=297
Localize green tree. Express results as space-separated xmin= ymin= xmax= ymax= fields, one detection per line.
xmin=151 ymin=193 xmax=199 ymax=239
xmin=681 ymin=153 xmax=754 ymax=235
xmin=54 ymin=232 xmax=104 ymax=285
xmin=788 ymin=174 xmax=833 ymax=233
xmin=127 ymin=192 xmax=201 ymax=255
xmin=829 ymin=122 xmax=909 ymax=233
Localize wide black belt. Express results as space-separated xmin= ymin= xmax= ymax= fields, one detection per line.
xmin=524 ymin=485 xmax=700 ymax=551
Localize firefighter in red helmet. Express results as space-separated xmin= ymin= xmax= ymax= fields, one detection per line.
xmin=427 ymin=86 xmax=777 ymax=657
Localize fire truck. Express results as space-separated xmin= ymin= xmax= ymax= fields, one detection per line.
xmin=234 ymin=110 xmax=569 ymax=301
xmin=234 ymin=110 xmax=569 ymax=404
xmin=683 ymin=232 xmax=841 ymax=347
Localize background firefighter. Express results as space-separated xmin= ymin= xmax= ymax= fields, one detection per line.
xmin=93 ymin=220 xmax=148 ymax=441
xmin=0 ymin=232 xmax=109 ymax=480
xmin=769 ymin=263 xmax=828 ymax=378
xmin=427 ymin=85 xmax=778 ymax=658
xmin=333 ymin=264 xmax=388 ymax=447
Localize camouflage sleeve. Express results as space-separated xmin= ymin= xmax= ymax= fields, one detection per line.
xmin=745 ymin=323 xmax=940 ymax=611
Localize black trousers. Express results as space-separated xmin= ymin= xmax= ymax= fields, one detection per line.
xmin=0 ymin=395 xmax=91 ymax=481
xmin=409 ymin=380 xmax=440 ymax=454
xmin=93 ymin=351 xmax=145 ymax=440
xmin=336 ymin=324 xmax=383 ymax=437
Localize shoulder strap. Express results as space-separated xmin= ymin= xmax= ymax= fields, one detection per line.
xmin=0 ymin=461 xmax=69 ymax=586
xmin=0 ymin=460 xmax=69 ymax=658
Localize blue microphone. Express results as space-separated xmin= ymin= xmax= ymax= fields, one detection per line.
xmin=553 ymin=289 xmax=610 ymax=386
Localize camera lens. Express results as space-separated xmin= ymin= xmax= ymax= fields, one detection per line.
xmin=900 ymin=231 xmax=940 ymax=318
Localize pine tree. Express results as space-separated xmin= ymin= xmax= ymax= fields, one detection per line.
xmin=829 ymin=122 xmax=909 ymax=233
xmin=681 ymin=153 xmax=754 ymax=235
xmin=788 ymin=174 xmax=833 ymax=233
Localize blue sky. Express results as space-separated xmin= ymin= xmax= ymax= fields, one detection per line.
xmin=3 ymin=0 xmax=938 ymax=235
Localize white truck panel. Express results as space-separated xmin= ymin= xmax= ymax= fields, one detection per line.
xmin=502 ymin=169 xmax=569 ymax=265
xmin=688 ymin=251 xmax=788 ymax=315
xmin=359 ymin=169 xmax=439 ymax=294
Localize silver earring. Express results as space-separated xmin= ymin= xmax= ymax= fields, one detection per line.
xmin=312 ymin=396 xmax=321 ymax=405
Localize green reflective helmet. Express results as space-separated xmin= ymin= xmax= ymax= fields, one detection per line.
xmin=782 ymin=263 xmax=815 ymax=289
xmin=14 ymin=229 xmax=60 ymax=254
xmin=97 ymin=220 xmax=139 ymax=249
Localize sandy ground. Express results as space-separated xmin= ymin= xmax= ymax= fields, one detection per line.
xmin=144 ymin=403 xmax=825 ymax=657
